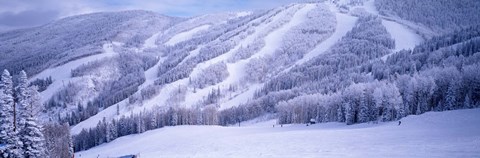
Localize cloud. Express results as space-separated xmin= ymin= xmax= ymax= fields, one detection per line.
xmin=0 ymin=10 xmax=59 ymax=27
xmin=0 ymin=0 xmax=302 ymax=31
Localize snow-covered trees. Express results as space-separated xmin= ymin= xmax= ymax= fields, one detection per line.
xmin=72 ymin=14 xmax=480 ymax=152
xmin=190 ymin=62 xmax=229 ymax=89
xmin=0 ymin=70 xmax=23 ymax=158
xmin=28 ymin=77 xmax=52 ymax=92
xmin=0 ymin=11 xmax=178 ymax=76
xmin=279 ymin=4 xmax=336 ymax=61
xmin=372 ymin=82 xmax=403 ymax=121
xmin=244 ymin=58 xmax=269 ymax=83
xmin=16 ymin=71 xmax=30 ymax=133
xmin=22 ymin=115 xmax=46 ymax=157
xmin=237 ymin=15 xmax=479 ymax=128
xmin=56 ymin=52 xmax=160 ymax=127
xmin=375 ymin=0 xmax=480 ymax=36
xmin=0 ymin=70 xmax=47 ymax=157
xmin=73 ymin=105 xmax=225 ymax=151
xmin=43 ymin=123 xmax=73 ymax=158
xmin=18 ymin=71 xmax=47 ymax=157
xmin=444 ymin=81 xmax=458 ymax=111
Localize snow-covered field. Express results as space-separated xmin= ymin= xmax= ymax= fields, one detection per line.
xmin=76 ymin=109 xmax=480 ymax=158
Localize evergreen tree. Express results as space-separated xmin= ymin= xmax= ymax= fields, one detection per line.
xmin=16 ymin=71 xmax=30 ymax=132
xmin=344 ymin=101 xmax=355 ymax=125
xmin=464 ymin=94 xmax=473 ymax=109
xmin=106 ymin=120 xmax=117 ymax=143
xmin=22 ymin=115 xmax=46 ymax=157
xmin=336 ymin=104 xmax=345 ymax=122
xmin=26 ymin=85 xmax=47 ymax=157
xmin=0 ymin=70 xmax=23 ymax=158
xmin=27 ymin=87 xmax=43 ymax=117
xmin=105 ymin=121 xmax=112 ymax=143
xmin=358 ymin=91 xmax=370 ymax=123
xmin=444 ymin=83 xmax=457 ymax=111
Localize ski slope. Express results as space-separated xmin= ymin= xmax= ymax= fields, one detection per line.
xmin=71 ymin=56 xmax=166 ymax=135
xmin=143 ymin=32 xmax=162 ymax=49
xmin=184 ymin=4 xmax=316 ymax=108
xmin=361 ymin=0 xmax=423 ymax=60
xmin=165 ymin=25 xmax=211 ymax=46
xmin=382 ymin=20 xmax=423 ymax=52
xmin=251 ymin=4 xmax=316 ymax=59
xmin=31 ymin=43 xmax=117 ymax=102
xmin=76 ymin=109 xmax=480 ymax=158
xmin=289 ymin=4 xmax=358 ymax=70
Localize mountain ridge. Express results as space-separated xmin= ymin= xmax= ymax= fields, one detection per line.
xmin=0 ymin=0 xmax=479 ymax=155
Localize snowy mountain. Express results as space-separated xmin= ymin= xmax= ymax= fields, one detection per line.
xmin=0 ymin=10 xmax=181 ymax=76
xmin=0 ymin=0 xmax=479 ymax=157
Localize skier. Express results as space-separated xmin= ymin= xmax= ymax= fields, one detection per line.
xmin=398 ymin=121 xmax=401 ymax=126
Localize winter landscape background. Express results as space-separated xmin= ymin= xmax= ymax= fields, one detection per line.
xmin=1 ymin=0 xmax=480 ymax=157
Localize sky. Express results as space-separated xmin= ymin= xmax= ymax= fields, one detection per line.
xmin=0 ymin=0 xmax=302 ymax=32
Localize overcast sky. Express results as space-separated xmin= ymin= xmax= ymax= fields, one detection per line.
xmin=0 ymin=0 xmax=301 ymax=32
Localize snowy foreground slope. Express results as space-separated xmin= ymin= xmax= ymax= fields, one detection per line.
xmin=76 ymin=109 xmax=480 ymax=158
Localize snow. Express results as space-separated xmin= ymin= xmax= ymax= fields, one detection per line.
xmin=31 ymin=43 xmax=117 ymax=102
xmin=380 ymin=19 xmax=423 ymax=60
xmin=251 ymin=4 xmax=316 ymax=59
xmin=235 ymin=11 xmax=252 ymax=18
xmin=288 ymin=10 xmax=358 ymax=70
xmin=183 ymin=4 xmax=316 ymax=108
xmin=142 ymin=32 xmax=161 ymax=49
xmin=73 ymin=5 xmax=318 ymax=134
xmin=71 ymin=58 xmax=166 ymax=135
xmin=219 ymin=84 xmax=262 ymax=110
xmin=71 ymin=55 xmax=167 ymax=135
xmin=76 ymin=109 xmax=480 ymax=158
xmin=362 ymin=0 xmax=379 ymax=15
xmin=139 ymin=57 xmax=165 ymax=90
xmin=165 ymin=25 xmax=211 ymax=46
xmin=73 ymin=25 xmax=211 ymax=134
xmin=71 ymin=1 xmax=421 ymax=136
xmin=382 ymin=19 xmax=423 ymax=51
xmin=360 ymin=0 xmax=423 ymax=60
xmin=382 ymin=20 xmax=422 ymax=51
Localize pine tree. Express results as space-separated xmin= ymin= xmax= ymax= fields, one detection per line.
xmin=445 ymin=83 xmax=457 ymax=111
xmin=464 ymin=94 xmax=473 ymax=109
xmin=22 ymin=115 xmax=46 ymax=157
xmin=106 ymin=121 xmax=112 ymax=143
xmin=0 ymin=70 xmax=23 ymax=158
xmin=17 ymin=71 xmax=46 ymax=157
xmin=358 ymin=92 xmax=370 ymax=123
xmin=344 ymin=101 xmax=355 ymax=125
xmin=27 ymin=87 xmax=42 ymax=119
xmin=67 ymin=124 xmax=74 ymax=157
xmin=16 ymin=70 xmax=30 ymax=132
xmin=0 ymin=91 xmax=15 ymax=158
xmin=336 ymin=104 xmax=345 ymax=122
xmin=106 ymin=120 xmax=117 ymax=143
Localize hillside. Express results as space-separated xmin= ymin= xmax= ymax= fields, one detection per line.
xmin=76 ymin=108 xmax=480 ymax=157
xmin=0 ymin=0 xmax=479 ymax=157
xmin=0 ymin=10 xmax=181 ymax=76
